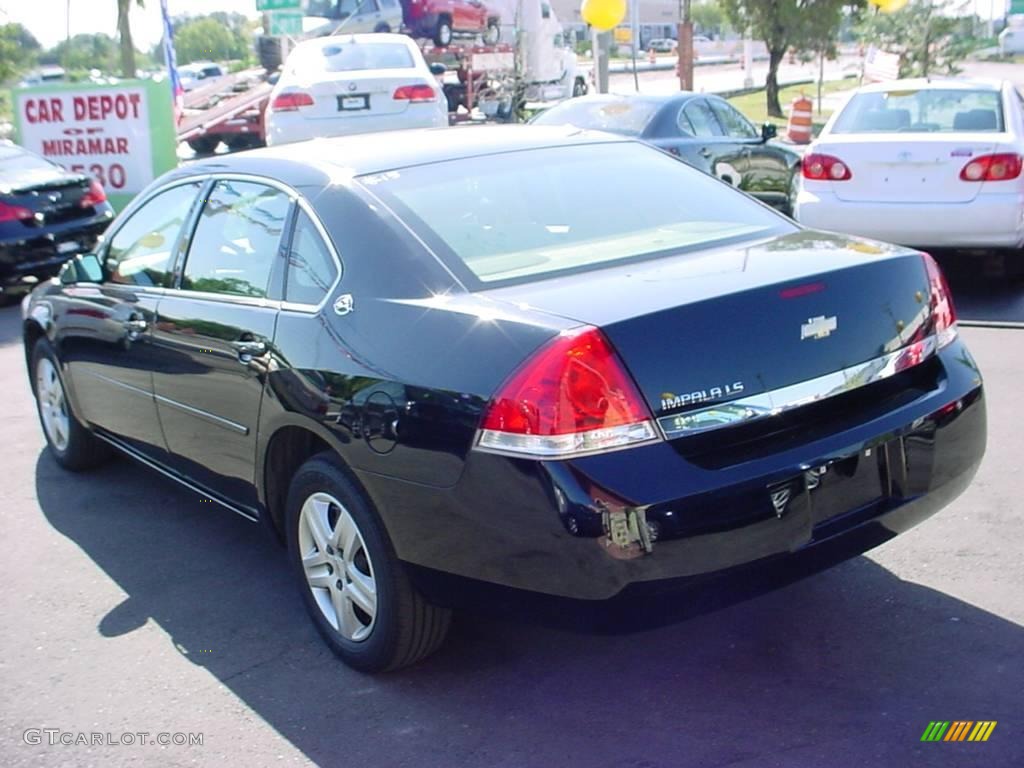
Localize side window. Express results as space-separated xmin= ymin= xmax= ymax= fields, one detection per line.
xmin=286 ymin=210 xmax=339 ymax=306
xmin=106 ymin=182 xmax=202 ymax=287
xmin=683 ymin=101 xmax=725 ymax=138
xmin=709 ymin=99 xmax=759 ymax=139
xmin=676 ymin=109 xmax=696 ymax=136
xmin=181 ymin=180 xmax=291 ymax=298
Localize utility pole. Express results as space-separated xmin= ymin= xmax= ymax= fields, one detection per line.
xmin=677 ymin=0 xmax=693 ymax=91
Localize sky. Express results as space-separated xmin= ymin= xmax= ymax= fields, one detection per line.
xmin=0 ymin=0 xmax=260 ymax=50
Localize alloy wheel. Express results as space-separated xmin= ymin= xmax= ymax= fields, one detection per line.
xmin=36 ymin=358 xmax=69 ymax=452
xmin=298 ymin=492 xmax=378 ymax=642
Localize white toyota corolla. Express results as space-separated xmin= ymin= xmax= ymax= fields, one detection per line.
xmin=265 ymin=34 xmax=448 ymax=147
xmin=794 ymin=78 xmax=1024 ymax=256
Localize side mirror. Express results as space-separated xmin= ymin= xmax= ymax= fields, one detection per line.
xmin=59 ymin=253 xmax=104 ymax=285
xmin=429 ymin=62 xmax=447 ymax=77
xmin=761 ymin=122 xmax=778 ymax=142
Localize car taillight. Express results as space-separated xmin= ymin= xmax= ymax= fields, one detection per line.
xmin=476 ymin=326 xmax=660 ymax=458
xmin=271 ymin=92 xmax=314 ymax=111
xmin=802 ymin=153 xmax=852 ymax=181
xmin=959 ymin=153 xmax=1022 ymax=182
xmin=0 ymin=200 xmax=32 ymax=223
xmin=393 ymin=84 xmax=436 ymax=102
xmin=922 ymin=252 xmax=957 ymax=348
xmin=80 ymin=179 xmax=107 ymax=208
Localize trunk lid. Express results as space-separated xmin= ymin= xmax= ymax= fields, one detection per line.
xmin=304 ymin=69 xmax=428 ymax=120
xmin=817 ymin=134 xmax=1004 ymax=204
xmin=2 ymin=173 xmax=92 ymax=227
xmin=483 ymin=230 xmax=934 ymax=420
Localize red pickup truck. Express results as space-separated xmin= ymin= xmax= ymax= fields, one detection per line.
xmin=402 ymin=0 xmax=500 ymax=46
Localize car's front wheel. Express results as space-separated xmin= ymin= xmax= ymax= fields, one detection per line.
xmin=31 ymin=338 xmax=111 ymax=471
xmin=434 ymin=18 xmax=453 ymax=47
xmin=286 ymin=453 xmax=451 ymax=672
xmin=483 ymin=21 xmax=500 ymax=45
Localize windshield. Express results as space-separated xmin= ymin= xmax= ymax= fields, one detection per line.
xmin=359 ymin=142 xmax=793 ymax=286
xmin=831 ymin=88 xmax=1005 ymax=133
xmin=288 ymin=41 xmax=415 ymax=75
xmin=532 ymin=99 xmax=660 ymax=136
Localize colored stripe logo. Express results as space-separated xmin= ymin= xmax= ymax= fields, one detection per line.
xmin=921 ymin=721 xmax=997 ymax=742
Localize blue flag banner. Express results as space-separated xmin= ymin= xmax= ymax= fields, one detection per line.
xmin=159 ymin=0 xmax=184 ymax=120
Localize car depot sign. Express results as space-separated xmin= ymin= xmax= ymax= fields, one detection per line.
xmin=14 ymin=78 xmax=178 ymax=211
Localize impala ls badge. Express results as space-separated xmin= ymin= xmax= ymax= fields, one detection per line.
xmin=801 ymin=315 xmax=837 ymax=340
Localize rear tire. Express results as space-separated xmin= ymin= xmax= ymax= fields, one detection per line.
xmin=31 ymin=338 xmax=112 ymax=471
xmin=187 ymin=136 xmax=219 ymax=155
xmin=374 ymin=22 xmax=391 ymax=33
xmin=286 ymin=452 xmax=451 ymax=672
xmin=434 ymin=18 xmax=453 ymax=47
xmin=572 ymin=77 xmax=587 ymax=97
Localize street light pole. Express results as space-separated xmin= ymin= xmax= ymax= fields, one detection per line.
xmin=677 ymin=0 xmax=693 ymax=91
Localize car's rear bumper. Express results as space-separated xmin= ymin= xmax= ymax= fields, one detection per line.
xmin=363 ymin=336 xmax=986 ymax=601
xmin=0 ymin=207 xmax=113 ymax=289
xmin=794 ymin=188 xmax=1024 ymax=249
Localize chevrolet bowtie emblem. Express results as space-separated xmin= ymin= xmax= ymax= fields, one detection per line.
xmin=801 ymin=315 xmax=837 ymax=340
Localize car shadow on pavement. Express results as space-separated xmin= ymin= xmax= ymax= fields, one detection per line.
xmin=36 ymin=450 xmax=1022 ymax=768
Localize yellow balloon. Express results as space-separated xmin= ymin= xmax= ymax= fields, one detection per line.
xmin=581 ymin=0 xmax=627 ymax=33
xmin=869 ymin=0 xmax=908 ymax=11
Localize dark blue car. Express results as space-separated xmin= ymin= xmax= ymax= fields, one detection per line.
xmin=533 ymin=93 xmax=802 ymax=214
xmin=22 ymin=127 xmax=985 ymax=672
xmin=0 ymin=142 xmax=114 ymax=304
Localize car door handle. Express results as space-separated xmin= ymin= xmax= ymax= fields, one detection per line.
xmin=699 ymin=147 xmax=713 ymax=158
xmin=231 ymin=339 xmax=267 ymax=361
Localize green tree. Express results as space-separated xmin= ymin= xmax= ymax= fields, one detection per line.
xmin=722 ymin=0 xmax=862 ymax=118
xmin=0 ymin=23 xmax=41 ymax=82
xmin=48 ymin=33 xmax=119 ymax=74
xmin=692 ymin=1 xmax=731 ymax=39
xmin=174 ymin=18 xmax=238 ymax=64
xmin=117 ymin=0 xmax=145 ymax=77
xmin=858 ymin=1 xmax=973 ymax=78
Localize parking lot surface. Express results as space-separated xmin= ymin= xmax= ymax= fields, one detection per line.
xmin=0 ymin=298 xmax=1022 ymax=767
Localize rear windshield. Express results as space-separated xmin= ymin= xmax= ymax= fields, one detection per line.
xmin=532 ymin=99 xmax=660 ymax=136
xmin=288 ymin=41 xmax=415 ymax=75
xmin=0 ymin=144 xmax=54 ymax=173
xmin=831 ymin=89 xmax=1005 ymax=133
xmin=359 ymin=142 xmax=793 ymax=286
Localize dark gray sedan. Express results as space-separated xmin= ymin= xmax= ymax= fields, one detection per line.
xmin=533 ymin=93 xmax=802 ymax=214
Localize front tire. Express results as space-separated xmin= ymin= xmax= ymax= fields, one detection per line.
xmin=483 ymin=21 xmax=500 ymax=45
xmin=31 ymin=338 xmax=111 ymax=471
xmin=434 ymin=18 xmax=453 ymax=47
xmin=286 ymin=453 xmax=451 ymax=672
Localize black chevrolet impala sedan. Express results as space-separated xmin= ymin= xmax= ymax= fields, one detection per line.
xmin=21 ymin=127 xmax=986 ymax=671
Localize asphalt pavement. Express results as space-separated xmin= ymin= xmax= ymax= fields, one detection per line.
xmin=0 ymin=293 xmax=1021 ymax=767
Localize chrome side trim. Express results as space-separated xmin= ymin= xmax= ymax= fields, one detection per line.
xmin=80 ymin=370 xmax=152 ymax=398
xmin=92 ymin=432 xmax=259 ymax=522
xmin=80 ymin=370 xmax=248 ymax=434
xmin=658 ymin=332 xmax=949 ymax=440
xmin=154 ymin=394 xmax=249 ymax=435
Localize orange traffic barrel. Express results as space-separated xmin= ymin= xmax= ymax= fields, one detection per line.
xmin=787 ymin=95 xmax=813 ymax=144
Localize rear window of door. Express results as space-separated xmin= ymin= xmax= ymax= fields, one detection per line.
xmin=105 ymin=181 xmax=203 ymax=287
xmin=708 ymin=99 xmax=759 ymax=139
xmin=285 ymin=210 xmax=339 ymax=306
xmin=180 ymin=180 xmax=291 ymax=298
xmin=681 ymin=100 xmax=724 ymax=138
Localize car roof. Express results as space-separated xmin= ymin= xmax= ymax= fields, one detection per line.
xmin=180 ymin=125 xmax=634 ymax=184
xmin=854 ymin=77 xmax=1007 ymax=94
xmin=291 ymin=32 xmax=417 ymax=52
